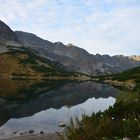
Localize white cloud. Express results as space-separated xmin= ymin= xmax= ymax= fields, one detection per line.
xmin=0 ymin=0 xmax=140 ymax=55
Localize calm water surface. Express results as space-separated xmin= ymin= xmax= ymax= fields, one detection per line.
xmin=0 ymin=80 xmax=118 ymax=139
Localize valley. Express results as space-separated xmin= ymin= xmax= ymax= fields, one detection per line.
xmin=0 ymin=20 xmax=140 ymax=140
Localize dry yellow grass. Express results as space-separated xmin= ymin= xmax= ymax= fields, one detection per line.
xmin=0 ymin=53 xmax=43 ymax=77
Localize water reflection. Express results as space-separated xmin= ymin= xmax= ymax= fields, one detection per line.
xmin=0 ymin=80 xmax=118 ymax=138
xmin=0 ymin=97 xmax=115 ymax=138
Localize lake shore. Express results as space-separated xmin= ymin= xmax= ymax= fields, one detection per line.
xmin=1 ymin=132 xmax=66 ymax=140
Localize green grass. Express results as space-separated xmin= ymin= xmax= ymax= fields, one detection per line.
xmin=112 ymin=66 xmax=140 ymax=82
xmin=31 ymin=65 xmax=58 ymax=74
xmin=96 ymin=66 xmax=140 ymax=82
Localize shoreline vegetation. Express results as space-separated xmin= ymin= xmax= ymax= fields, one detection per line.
xmin=1 ymin=132 xmax=65 ymax=140
xmin=0 ymin=74 xmax=91 ymax=81
xmin=64 ymin=67 xmax=140 ymax=140
xmin=64 ymin=90 xmax=140 ymax=140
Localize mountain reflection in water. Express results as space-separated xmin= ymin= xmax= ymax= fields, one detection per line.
xmin=0 ymin=80 xmax=118 ymax=138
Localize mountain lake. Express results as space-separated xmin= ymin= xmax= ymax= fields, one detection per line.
xmin=0 ymin=80 xmax=119 ymax=139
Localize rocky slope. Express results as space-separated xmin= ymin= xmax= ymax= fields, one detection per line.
xmin=0 ymin=20 xmax=84 ymax=79
xmin=129 ymin=55 xmax=140 ymax=61
xmin=0 ymin=20 xmax=18 ymax=42
xmin=0 ymin=20 xmax=22 ymax=54
xmin=15 ymin=31 xmax=140 ymax=75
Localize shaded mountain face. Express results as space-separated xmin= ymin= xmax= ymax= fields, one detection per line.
xmin=0 ymin=21 xmax=76 ymax=77
xmin=15 ymin=31 xmax=140 ymax=75
xmin=15 ymin=31 xmax=98 ymax=74
xmin=0 ymin=20 xmax=21 ymax=54
xmin=0 ymin=20 xmax=18 ymax=42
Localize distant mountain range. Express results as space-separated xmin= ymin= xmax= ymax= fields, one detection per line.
xmin=0 ymin=20 xmax=140 ymax=76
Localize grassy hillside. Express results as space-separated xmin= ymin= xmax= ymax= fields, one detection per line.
xmin=112 ymin=67 xmax=140 ymax=91
xmin=96 ymin=67 xmax=140 ymax=91
xmin=112 ymin=66 xmax=140 ymax=83
xmin=0 ymin=47 xmax=64 ymax=78
xmin=0 ymin=46 xmax=89 ymax=80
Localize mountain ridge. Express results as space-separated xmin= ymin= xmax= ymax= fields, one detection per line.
xmin=0 ymin=20 xmax=18 ymax=42
xmin=15 ymin=31 xmax=140 ymax=75
xmin=0 ymin=20 xmax=89 ymax=79
xmin=0 ymin=20 xmax=140 ymax=76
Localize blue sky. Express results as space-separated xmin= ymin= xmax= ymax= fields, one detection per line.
xmin=0 ymin=0 xmax=140 ymax=55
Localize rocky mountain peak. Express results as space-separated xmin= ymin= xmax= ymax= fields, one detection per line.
xmin=54 ymin=42 xmax=64 ymax=47
xmin=15 ymin=31 xmax=53 ymax=48
xmin=0 ymin=20 xmax=19 ymax=42
xmin=66 ymin=43 xmax=75 ymax=47
xmin=129 ymin=55 xmax=140 ymax=61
